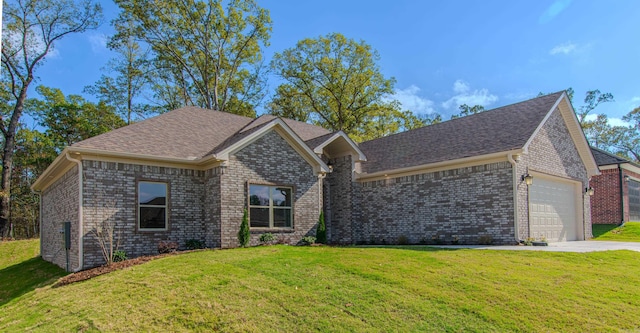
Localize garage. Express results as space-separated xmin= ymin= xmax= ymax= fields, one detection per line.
xmin=529 ymin=176 xmax=580 ymax=242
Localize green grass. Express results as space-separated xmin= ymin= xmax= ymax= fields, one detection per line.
xmin=0 ymin=239 xmax=67 ymax=306
xmin=1 ymin=242 xmax=640 ymax=332
xmin=592 ymin=222 xmax=640 ymax=242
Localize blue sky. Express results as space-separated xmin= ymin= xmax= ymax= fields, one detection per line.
xmin=33 ymin=0 xmax=640 ymax=123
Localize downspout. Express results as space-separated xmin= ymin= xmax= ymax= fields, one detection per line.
xmin=507 ymin=153 xmax=520 ymax=243
xmin=619 ymin=164 xmax=625 ymax=225
xmin=65 ymin=153 xmax=84 ymax=271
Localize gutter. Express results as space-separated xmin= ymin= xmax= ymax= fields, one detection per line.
xmin=507 ymin=153 xmax=520 ymax=243
xmin=65 ymin=153 xmax=84 ymax=272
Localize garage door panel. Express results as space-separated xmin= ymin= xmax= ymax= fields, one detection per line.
xmin=529 ymin=177 xmax=578 ymax=242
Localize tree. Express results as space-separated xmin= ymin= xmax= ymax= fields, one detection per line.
xmin=85 ymin=17 xmax=153 ymax=124
xmin=451 ymin=104 xmax=485 ymax=119
xmin=114 ymin=0 xmax=272 ymax=116
xmin=316 ymin=212 xmax=326 ymax=244
xmin=30 ymin=86 xmax=126 ymax=152
xmin=269 ymin=33 xmax=418 ymax=141
xmin=0 ymin=0 xmax=102 ymax=236
xmin=238 ymin=209 xmax=250 ymax=247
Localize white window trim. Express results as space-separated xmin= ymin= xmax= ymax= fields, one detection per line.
xmin=248 ymin=184 xmax=294 ymax=229
xmin=138 ymin=181 xmax=168 ymax=231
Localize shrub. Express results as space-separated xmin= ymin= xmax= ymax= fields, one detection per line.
xmin=299 ymin=236 xmax=316 ymax=246
xmin=316 ymin=212 xmax=327 ymax=244
xmin=112 ymin=250 xmax=127 ymax=262
xmin=238 ymin=209 xmax=250 ymax=247
xmin=259 ymin=233 xmax=276 ymax=245
xmin=478 ymin=235 xmax=493 ymax=245
xmin=185 ymin=239 xmax=206 ymax=250
xmin=158 ymin=241 xmax=179 ymax=254
xmin=397 ymin=235 xmax=409 ymax=245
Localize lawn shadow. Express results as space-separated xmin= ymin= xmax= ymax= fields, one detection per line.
xmin=353 ymin=245 xmax=470 ymax=252
xmin=0 ymin=256 xmax=67 ymax=306
xmin=592 ymin=224 xmax=620 ymax=238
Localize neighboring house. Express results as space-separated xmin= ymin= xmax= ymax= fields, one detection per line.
xmin=33 ymin=91 xmax=598 ymax=271
xmin=590 ymin=147 xmax=640 ymax=224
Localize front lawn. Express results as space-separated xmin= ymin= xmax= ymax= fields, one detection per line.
xmin=1 ymin=243 xmax=640 ymax=332
xmin=592 ymin=222 xmax=640 ymax=242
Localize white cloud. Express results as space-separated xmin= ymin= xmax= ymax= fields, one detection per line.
xmin=441 ymin=80 xmax=498 ymax=109
xmin=549 ymin=42 xmax=577 ymax=55
xmin=88 ymin=33 xmax=107 ymax=53
xmin=584 ymin=114 xmax=631 ymax=127
xmin=388 ymin=85 xmax=436 ymax=114
xmin=539 ymin=0 xmax=572 ymax=24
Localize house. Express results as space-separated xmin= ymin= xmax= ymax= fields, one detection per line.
xmin=589 ymin=147 xmax=640 ymax=224
xmin=33 ymin=91 xmax=598 ymax=271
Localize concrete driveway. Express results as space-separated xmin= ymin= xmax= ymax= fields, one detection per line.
xmin=431 ymin=241 xmax=640 ymax=253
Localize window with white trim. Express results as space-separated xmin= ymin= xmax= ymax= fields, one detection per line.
xmin=138 ymin=181 xmax=168 ymax=230
xmin=249 ymin=184 xmax=293 ymax=228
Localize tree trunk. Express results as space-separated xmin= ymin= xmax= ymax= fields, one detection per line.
xmin=0 ymin=84 xmax=30 ymax=237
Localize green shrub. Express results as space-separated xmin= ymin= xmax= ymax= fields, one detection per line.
xmin=259 ymin=233 xmax=276 ymax=245
xmin=238 ymin=209 xmax=250 ymax=247
xmin=316 ymin=212 xmax=326 ymax=244
xmin=112 ymin=250 xmax=127 ymax=262
xmin=299 ymin=236 xmax=316 ymax=246
xmin=185 ymin=239 xmax=206 ymax=250
xmin=397 ymin=235 xmax=409 ymax=245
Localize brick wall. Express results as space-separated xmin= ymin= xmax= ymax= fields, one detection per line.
xmin=41 ymin=165 xmax=79 ymax=271
xmin=219 ymin=131 xmax=321 ymax=248
xmin=324 ymin=155 xmax=355 ymax=244
xmin=590 ymin=168 xmax=622 ymax=224
xmin=354 ymin=162 xmax=515 ymax=245
xmin=82 ymin=161 xmax=207 ymax=268
xmin=516 ymin=108 xmax=591 ymax=239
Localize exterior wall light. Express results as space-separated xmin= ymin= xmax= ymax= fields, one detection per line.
xmin=586 ymin=187 xmax=595 ymax=196
xmin=522 ymin=173 xmax=533 ymax=186
xmin=624 ymin=175 xmax=630 ymax=182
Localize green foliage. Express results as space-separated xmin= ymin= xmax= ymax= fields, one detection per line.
xmin=450 ymin=104 xmax=485 ymax=119
xmin=316 ymin=212 xmax=326 ymax=244
xmin=238 ymin=209 xmax=250 ymax=247
xmin=112 ymin=250 xmax=128 ymax=263
xmin=299 ymin=236 xmax=316 ymax=246
xmin=269 ymin=33 xmax=421 ymax=141
xmin=258 ymin=233 xmax=276 ymax=245
xmin=397 ymin=235 xmax=409 ymax=245
xmin=185 ymin=239 xmax=206 ymax=250
xmin=114 ymin=0 xmax=271 ymax=116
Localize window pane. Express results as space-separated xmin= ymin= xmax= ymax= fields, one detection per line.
xmin=140 ymin=207 xmax=166 ymax=229
xmin=272 ymin=187 xmax=292 ymax=207
xmin=249 ymin=185 xmax=270 ymax=206
xmin=139 ymin=182 xmax=166 ymax=205
xmin=273 ymin=208 xmax=292 ymax=228
xmin=250 ymin=207 xmax=270 ymax=228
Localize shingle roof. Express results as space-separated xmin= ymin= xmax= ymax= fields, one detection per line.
xmin=73 ymin=107 xmax=330 ymax=160
xmin=590 ymin=146 xmax=630 ymax=166
xmin=359 ymin=92 xmax=565 ymax=174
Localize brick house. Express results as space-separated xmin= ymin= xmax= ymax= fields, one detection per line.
xmin=33 ymin=91 xmax=598 ymax=271
xmin=590 ymin=147 xmax=640 ymax=224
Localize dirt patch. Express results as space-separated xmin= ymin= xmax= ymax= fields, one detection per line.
xmin=53 ymin=250 xmax=199 ymax=287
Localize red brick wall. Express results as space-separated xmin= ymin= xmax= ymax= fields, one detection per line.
xmin=590 ymin=168 xmax=622 ymax=224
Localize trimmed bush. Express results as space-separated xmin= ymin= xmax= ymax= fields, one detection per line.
xmin=238 ymin=209 xmax=250 ymax=247
xmin=158 ymin=241 xmax=179 ymax=254
xmin=316 ymin=212 xmax=326 ymax=244
xmin=299 ymin=236 xmax=316 ymax=246
xmin=185 ymin=239 xmax=206 ymax=250
xmin=259 ymin=233 xmax=276 ymax=245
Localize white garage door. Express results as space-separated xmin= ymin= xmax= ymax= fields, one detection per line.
xmin=529 ymin=177 xmax=579 ymax=242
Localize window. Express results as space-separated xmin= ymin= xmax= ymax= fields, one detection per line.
xmin=138 ymin=181 xmax=168 ymax=230
xmin=249 ymin=184 xmax=293 ymax=228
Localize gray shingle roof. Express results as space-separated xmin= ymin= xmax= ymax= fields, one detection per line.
xmin=73 ymin=106 xmax=330 ymax=160
xmin=590 ymin=146 xmax=629 ymax=166
xmin=359 ymin=92 xmax=565 ymax=174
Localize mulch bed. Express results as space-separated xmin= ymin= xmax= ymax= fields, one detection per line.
xmin=53 ymin=251 xmax=186 ymax=287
